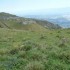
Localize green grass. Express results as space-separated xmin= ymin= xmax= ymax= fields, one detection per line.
xmin=0 ymin=28 xmax=70 ymax=70
xmin=0 ymin=18 xmax=47 ymax=31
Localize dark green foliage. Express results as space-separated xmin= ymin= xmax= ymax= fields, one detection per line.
xmin=58 ymin=43 xmax=67 ymax=48
xmin=9 ymin=48 xmax=19 ymax=55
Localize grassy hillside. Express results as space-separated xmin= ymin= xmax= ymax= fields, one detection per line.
xmin=0 ymin=28 xmax=70 ymax=70
xmin=32 ymin=19 xmax=61 ymax=29
xmin=0 ymin=12 xmax=61 ymax=30
xmin=0 ymin=12 xmax=69 ymax=70
xmin=0 ymin=18 xmax=47 ymax=31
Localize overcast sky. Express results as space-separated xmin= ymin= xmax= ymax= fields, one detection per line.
xmin=0 ymin=0 xmax=70 ymax=15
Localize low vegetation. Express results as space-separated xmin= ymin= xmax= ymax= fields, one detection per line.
xmin=0 ymin=28 xmax=70 ymax=70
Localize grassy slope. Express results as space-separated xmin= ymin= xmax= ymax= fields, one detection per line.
xmin=0 ymin=13 xmax=61 ymax=30
xmin=0 ymin=19 xmax=47 ymax=31
xmin=0 ymin=28 xmax=70 ymax=70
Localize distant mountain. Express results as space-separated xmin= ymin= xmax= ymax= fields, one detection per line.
xmin=46 ymin=16 xmax=70 ymax=28
xmin=0 ymin=12 xmax=61 ymax=30
xmin=25 ymin=14 xmax=70 ymax=28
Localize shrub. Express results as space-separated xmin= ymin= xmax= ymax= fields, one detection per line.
xmin=0 ymin=49 xmax=9 ymax=55
xmin=56 ymin=35 xmax=60 ymax=38
xmin=58 ymin=43 xmax=67 ymax=48
xmin=20 ymin=44 xmax=32 ymax=51
xmin=58 ymin=38 xmax=68 ymax=48
xmin=9 ymin=48 xmax=19 ymax=55
xmin=27 ymin=50 xmax=43 ymax=60
xmin=17 ymin=51 xmax=27 ymax=58
xmin=40 ymin=35 xmax=46 ymax=39
xmin=20 ymin=41 xmax=38 ymax=51
xmin=57 ymin=31 xmax=61 ymax=33
xmin=24 ymin=61 xmax=45 ymax=70
xmin=58 ymin=52 xmax=70 ymax=64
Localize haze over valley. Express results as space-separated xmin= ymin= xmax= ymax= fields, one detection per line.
xmin=22 ymin=7 xmax=70 ymax=28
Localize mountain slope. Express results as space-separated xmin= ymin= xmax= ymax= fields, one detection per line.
xmin=32 ymin=19 xmax=61 ymax=29
xmin=0 ymin=12 xmax=61 ymax=30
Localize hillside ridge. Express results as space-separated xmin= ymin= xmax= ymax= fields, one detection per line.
xmin=0 ymin=12 xmax=61 ymax=30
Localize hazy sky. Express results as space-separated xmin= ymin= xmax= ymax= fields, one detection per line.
xmin=0 ymin=0 xmax=70 ymax=15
